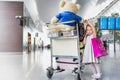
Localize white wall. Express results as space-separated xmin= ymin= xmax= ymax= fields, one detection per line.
xmin=24 ymin=0 xmax=44 ymax=32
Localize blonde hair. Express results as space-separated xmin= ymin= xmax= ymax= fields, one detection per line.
xmin=85 ymin=24 xmax=91 ymax=31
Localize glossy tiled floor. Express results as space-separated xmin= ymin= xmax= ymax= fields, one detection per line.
xmin=0 ymin=47 xmax=120 ymax=80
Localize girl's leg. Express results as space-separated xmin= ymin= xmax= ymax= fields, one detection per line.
xmin=90 ymin=63 xmax=97 ymax=75
xmin=94 ymin=63 xmax=101 ymax=74
xmin=94 ymin=63 xmax=102 ymax=78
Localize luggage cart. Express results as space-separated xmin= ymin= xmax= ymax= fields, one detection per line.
xmin=46 ymin=21 xmax=81 ymax=80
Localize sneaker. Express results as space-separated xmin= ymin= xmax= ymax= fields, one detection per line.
xmin=92 ymin=73 xmax=102 ymax=79
xmin=92 ymin=78 xmax=97 ymax=80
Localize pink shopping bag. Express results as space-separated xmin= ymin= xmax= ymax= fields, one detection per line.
xmin=91 ymin=38 xmax=108 ymax=58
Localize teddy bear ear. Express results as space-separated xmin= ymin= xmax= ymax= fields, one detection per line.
xmin=72 ymin=0 xmax=77 ymax=3
xmin=76 ymin=4 xmax=81 ymax=11
xmin=60 ymin=0 xmax=66 ymax=7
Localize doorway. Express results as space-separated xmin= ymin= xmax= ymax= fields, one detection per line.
xmin=28 ymin=32 xmax=31 ymax=52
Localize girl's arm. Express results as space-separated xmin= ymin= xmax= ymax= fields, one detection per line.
xmin=84 ymin=20 xmax=97 ymax=38
xmin=88 ymin=21 xmax=96 ymax=38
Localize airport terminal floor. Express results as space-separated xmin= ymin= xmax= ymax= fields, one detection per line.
xmin=0 ymin=46 xmax=120 ymax=80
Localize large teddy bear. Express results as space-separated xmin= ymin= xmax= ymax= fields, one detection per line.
xmin=49 ymin=0 xmax=83 ymax=33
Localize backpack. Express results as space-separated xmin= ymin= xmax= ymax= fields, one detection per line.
xmin=78 ymin=23 xmax=85 ymax=42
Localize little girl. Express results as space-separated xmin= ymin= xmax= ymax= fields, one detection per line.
xmin=82 ymin=20 xmax=102 ymax=79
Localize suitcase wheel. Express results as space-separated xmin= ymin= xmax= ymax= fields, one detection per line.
xmin=75 ymin=72 xmax=81 ymax=80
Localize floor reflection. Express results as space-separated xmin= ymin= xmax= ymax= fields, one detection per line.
xmin=0 ymin=47 xmax=120 ymax=80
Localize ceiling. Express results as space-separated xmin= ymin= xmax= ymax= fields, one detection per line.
xmin=0 ymin=0 xmax=23 ymax=1
xmin=0 ymin=0 xmax=117 ymax=32
xmin=35 ymin=0 xmax=113 ymax=23
xmin=0 ymin=0 xmax=115 ymax=23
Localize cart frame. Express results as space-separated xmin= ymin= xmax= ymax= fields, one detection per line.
xmin=47 ymin=21 xmax=82 ymax=80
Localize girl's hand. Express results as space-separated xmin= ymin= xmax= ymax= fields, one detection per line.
xmin=83 ymin=20 xmax=88 ymax=23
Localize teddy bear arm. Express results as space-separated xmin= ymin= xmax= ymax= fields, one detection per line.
xmin=50 ymin=16 xmax=59 ymax=24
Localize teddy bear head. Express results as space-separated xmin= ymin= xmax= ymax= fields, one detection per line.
xmin=60 ymin=0 xmax=80 ymax=14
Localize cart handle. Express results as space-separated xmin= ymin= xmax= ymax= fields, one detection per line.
xmin=46 ymin=20 xmax=77 ymax=25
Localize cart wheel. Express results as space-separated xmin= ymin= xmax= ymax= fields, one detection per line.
xmin=75 ymin=73 xmax=81 ymax=80
xmin=47 ymin=67 xmax=54 ymax=79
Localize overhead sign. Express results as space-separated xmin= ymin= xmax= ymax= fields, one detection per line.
xmin=108 ymin=17 xmax=115 ymax=30
xmin=116 ymin=17 xmax=120 ymax=30
xmin=99 ymin=17 xmax=107 ymax=30
xmin=99 ymin=17 xmax=120 ymax=30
